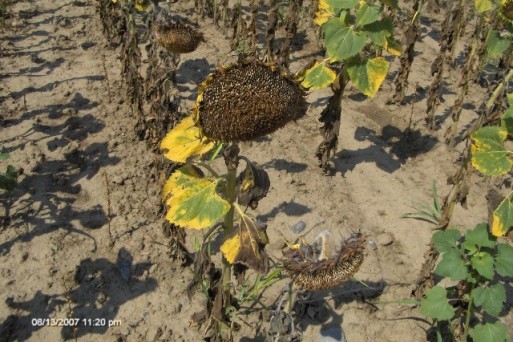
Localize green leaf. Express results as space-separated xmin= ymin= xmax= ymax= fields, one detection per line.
xmin=501 ymin=107 xmax=513 ymax=137
xmin=0 ymin=152 xmax=9 ymax=161
xmin=324 ymin=22 xmax=367 ymax=61
xmin=363 ymin=17 xmax=393 ymax=47
xmin=485 ymin=30 xmax=510 ymax=60
xmin=432 ymin=181 xmax=441 ymax=215
xmin=462 ymin=224 xmax=496 ymax=250
xmin=472 ymin=284 xmax=506 ymax=317
xmin=162 ymin=165 xmax=230 ymax=229
xmin=326 ymin=0 xmax=358 ymax=10
xmin=471 ymin=127 xmax=512 ymax=176
xmin=470 ymin=322 xmax=510 ymax=342
xmin=471 ymin=251 xmax=495 ymax=280
xmin=491 ymin=196 xmax=513 ymax=237
xmin=435 ymin=249 xmax=468 ymax=281
xmin=433 ymin=229 xmax=461 ymax=253
xmin=419 ymin=286 xmax=455 ymax=321
xmin=355 ymin=3 xmax=381 ymax=27
xmin=0 ymin=165 xmax=17 ymax=192
xmin=495 ymin=243 xmax=513 ymax=277
xmin=347 ymin=56 xmax=389 ymax=97
xmin=323 ymin=12 xmax=349 ymax=41
xmin=475 ymin=0 xmax=494 ymax=13
xmin=299 ymin=61 xmax=337 ymax=90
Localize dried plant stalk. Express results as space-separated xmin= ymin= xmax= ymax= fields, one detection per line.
xmin=96 ymin=0 xmax=126 ymax=47
xmin=391 ymin=0 xmax=422 ymax=104
xmin=425 ymin=1 xmax=453 ymax=129
xmin=265 ymin=0 xmax=280 ymax=61
xmin=277 ymin=0 xmax=303 ymax=67
xmin=121 ymin=9 xmax=144 ymax=126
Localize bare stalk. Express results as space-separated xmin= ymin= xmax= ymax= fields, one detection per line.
xmin=264 ymin=0 xmax=280 ymax=61
xmin=277 ymin=0 xmax=303 ymax=67
xmin=425 ymin=0 xmax=452 ymax=129
xmin=462 ymin=68 xmax=513 ymax=140
xmin=316 ymin=68 xmax=348 ymax=174
xmin=445 ymin=16 xmax=482 ymax=145
xmin=390 ymin=0 xmax=423 ymax=103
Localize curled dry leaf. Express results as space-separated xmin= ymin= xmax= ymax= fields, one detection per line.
xmin=220 ymin=213 xmax=269 ymax=274
xmin=236 ymin=159 xmax=270 ymax=209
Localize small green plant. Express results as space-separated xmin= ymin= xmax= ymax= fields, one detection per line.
xmin=0 ymin=152 xmax=17 ymax=192
xmin=236 ymin=268 xmax=284 ymax=309
xmin=401 ymin=181 xmax=442 ymax=225
xmin=418 ymin=224 xmax=513 ymax=341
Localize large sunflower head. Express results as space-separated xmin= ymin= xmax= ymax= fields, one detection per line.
xmin=195 ymin=60 xmax=308 ymax=142
xmin=152 ymin=21 xmax=203 ymax=54
xmin=500 ymin=0 xmax=513 ymax=23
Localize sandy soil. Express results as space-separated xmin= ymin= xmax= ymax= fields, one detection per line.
xmin=0 ymin=0 xmax=512 ymax=341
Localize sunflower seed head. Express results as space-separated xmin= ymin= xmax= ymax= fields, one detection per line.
xmin=197 ymin=60 xmax=308 ymax=142
xmin=152 ymin=21 xmax=203 ymax=54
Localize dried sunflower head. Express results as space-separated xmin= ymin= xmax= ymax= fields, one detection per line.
xmin=195 ymin=60 xmax=308 ymax=142
xmin=282 ymin=232 xmax=366 ymax=291
xmin=152 ymin=21 xmax=203 ymax=54
xmin=501 ymin=0 xmax=513 ymax=23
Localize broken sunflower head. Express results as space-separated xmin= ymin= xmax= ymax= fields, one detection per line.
xmin=282 ymin=232 xmax=366 ymax=291
xmin=195 ymin=59 xmax=308 ymax=142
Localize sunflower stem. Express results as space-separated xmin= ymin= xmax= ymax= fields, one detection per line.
xmin=462 ymin=289 xmax=474 ymax=341
xmin=316 ymin=67 xmax=348 ymax=174
xmin=221 ymin=143 xmax=240 ymax=313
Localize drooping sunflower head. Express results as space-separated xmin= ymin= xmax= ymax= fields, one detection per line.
xmin=282 ymin=232 xmax=366 ymax=291
xmin=501 ymin=0 xmax=513 ymax=23
xmin=195 ymin=60 xmax=308 ymax=142
xmin=152 ymin=21 xmax=204 ymax=54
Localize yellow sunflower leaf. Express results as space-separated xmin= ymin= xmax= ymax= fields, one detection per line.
xmin=314 ymin=0 xmax=335 ymax=26
xmin=163 ymin=165 xmax=230 ymax=229
xmin=471 ymin=127 xmax=512 ymax=176
xmin=160 ymin=116 xmax=215 ymax=163
xmin=299 ymin=60 xmax=337 ymax=90
xmin=347 ymin=56 xmax=389 ymax=97
xmin=135 ymin=0 xmax=150 ymax=11
xmin=220 ymin=213 xmax=269 ymax=273
xmin=491 ymin=196 xmax=513 ymax=237
xmin=475 ymin=0 xmax=493 ymax=13
xmin=384 ymin=36 xmax=402 ymax=56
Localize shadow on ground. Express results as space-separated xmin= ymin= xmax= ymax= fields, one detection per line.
xmin=0 ymin=248 xmax=157 ymax=341
xmin=334 ymin=125 xmax=437 ymax=175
